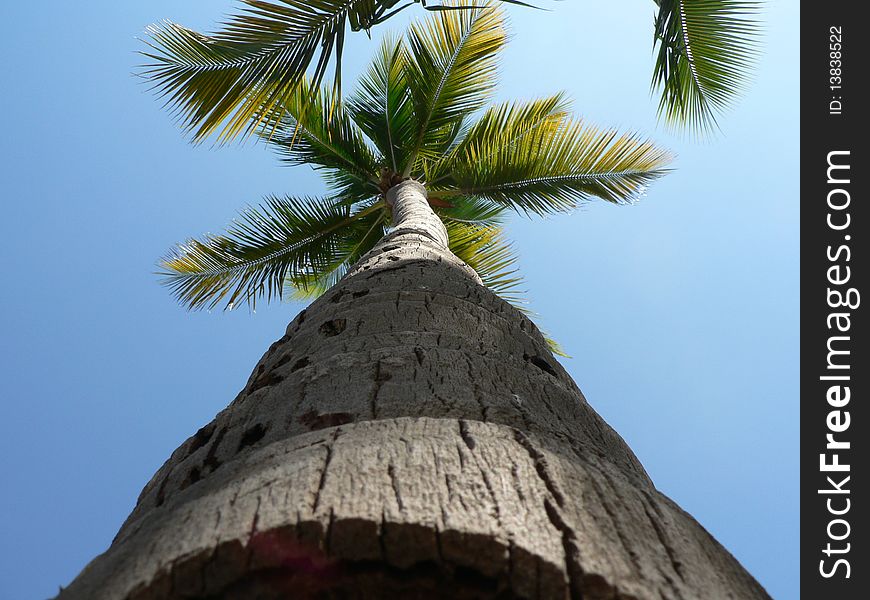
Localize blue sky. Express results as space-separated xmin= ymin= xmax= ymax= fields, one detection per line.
xmin=0 ymin=2 xmax=798 ymax=598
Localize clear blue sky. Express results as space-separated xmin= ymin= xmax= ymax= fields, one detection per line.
xmin=0 ymin=2 xmax=798 ymax=598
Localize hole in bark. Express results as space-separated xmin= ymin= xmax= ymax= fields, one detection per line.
xmin=387 ymin=255 xmax=401 ymax=261
xmin=274 ymin=353 xmax=294 ymax=369
xmin=187 ymin=423 xmax=215 ymax=456
xmin=297 ymin=410 xmax=354 ymax=431
xmin=203 ymin=427 xmax=228 ymax=473
xmin=181 ymin=467 xmax=201 ymax=490
xmin=367 ymin=262 xmax=412 ymax=278
xmin=290 ymin=309 xmax=307 ymax=332
xmin=352 ymin=289 xmax=370 ymax=298
xmin=292 ymin=357 xmax=310 ymax=372
xmin=154 ymin=476 xmax=169 ymax=507
xmin=382 ymin=244 xmax=400 ymax=252
xmin=319 ymin=319 xmax=347 ymax=337
xmin=330 ymin=289 xmax=349 ymax=303
xmin=250 ymin=370 xmax=285 ymax=393
xmin=524 ymin=354 xmax=558 ymax=378
xmin=237 ymin=423 xmax=268 ymax=452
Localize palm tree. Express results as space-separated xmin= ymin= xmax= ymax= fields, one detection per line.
xmin=153 ymin=9 xmax=671 ymax=336
xmin=59 ymin=4 xmax=769 ymax=599
xmin=140 ymin=0 xmax=758 ymax=141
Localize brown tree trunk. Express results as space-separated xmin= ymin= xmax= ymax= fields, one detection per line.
xmin=60 ymin=181 xmax=770 ymax=599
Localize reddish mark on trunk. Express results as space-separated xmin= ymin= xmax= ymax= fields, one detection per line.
xmin=248 ymin=529 xmax=338 ymax=576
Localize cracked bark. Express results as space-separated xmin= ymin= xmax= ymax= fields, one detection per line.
xmin=60 ymin=181 xmax=769 ymax=599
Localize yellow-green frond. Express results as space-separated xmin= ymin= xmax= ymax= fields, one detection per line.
xmin=347 ymin=34 xmax=419 ymax=174
xmin=435 ymin=195 xmax=508 ymax=227
xmin=140 ymin=1 xmax=381 ymax=143
xmin=445 ymin=221 xmax=524 ymax=304
xmin=439 ymin=116 xmax=674 ymax=215
xmin=426 ymin=93 xmax=570 ymax=184
xmin=158 ymin=196 xmax=383 ymax=310
xmin=544 ymin=334 xmax=570 ymax=358
xmin=285 ymin=207 xmax=388 ymax=299
xmin=262 ymin=78 xmax=382 ymax=203
xmin=403 ymin=1 xmax=507 ymax=174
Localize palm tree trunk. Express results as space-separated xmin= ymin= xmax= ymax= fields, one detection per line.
xmin=345 ymin=179 xmax=481 ymax=285
xmin=386 ymin=179 xmax=449 ymax=246
xmin=60 ymin=180 xmax=769 ymax=599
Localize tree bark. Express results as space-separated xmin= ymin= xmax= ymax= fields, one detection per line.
xmin=385 ymin=179 xmax=449 ymax=247
xmin=60 ymin=181 xmax=770 ymax=599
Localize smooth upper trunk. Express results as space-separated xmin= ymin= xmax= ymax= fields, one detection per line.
xmin=386 ymin=179 xmax=449 ymax=248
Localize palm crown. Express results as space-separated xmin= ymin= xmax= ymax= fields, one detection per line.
xmin=141 ymin=0 xmax=759 ymax=141
xmin=159 ymin=4 xmax=672 ymax=320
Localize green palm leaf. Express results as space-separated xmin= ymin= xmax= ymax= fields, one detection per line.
xmin=402 ymin=1 xmax=506 ymax=174
xmin=141 ymin=1 xmax=385 ymax=143
xmin=286 ymin=207 xmax=388 ymax=299
xmin=434 ymin=195 xmax=507 ymax=227
xmin=159 ymin=196 xmax=382 ymax=310
xmin=140 ymin=1 xmax=538 ymax=144
xmin=437 ymin=115 xmax=674 ymax=215
xmin=425 ymin=93 xmax=569 ymax=183
xmin=445 ymin=221 xmax=524 ymax=304
xmin=347 ymin=35 xmax=419 ymax=174
xmin=263 ymin=78 xmax=382 ymax=203
xmin=652 ymin=0 xmax=760 ymax=134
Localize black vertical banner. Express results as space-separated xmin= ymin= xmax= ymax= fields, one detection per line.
xmin=802 ymin=4 xmax=868 ymax=598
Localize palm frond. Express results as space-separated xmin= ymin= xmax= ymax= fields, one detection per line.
xmin=652 ymin=0 xmax=760 ymax=135
xmin=286 ymin=207 xmax=387 ymax=299
xmin=158 ymin=196 xmax=382 ymax=310
xmin=263 ymin=78 xmax=382 ymax=203
xmin=434 ymin=195 xmax=507 ymax=226
xmin=445 ymin=221 xmax=524 ymax=304
xmin=347 ymin=35 xmax=419 ymax=174
xmin=425 ymin=93 xmax=569 ymax=183
xmin=439 ymin=116 xmax=674 ymax=215
xmin=140 ymin=1 xmax=383 ymax=143
xmin=543 ymin=334 xmax=569 ymax=358
xmin=141 ymin=1 xmax=544 ymax=144
xmin=402 ymin=1 xmax=507 ymax=174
